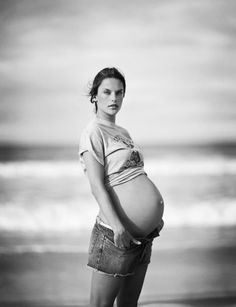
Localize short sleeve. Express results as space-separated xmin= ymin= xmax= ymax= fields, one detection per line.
xmin=78 ymin=126 xmax=104 ymax=170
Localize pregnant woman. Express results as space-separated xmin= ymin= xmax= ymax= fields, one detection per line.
xmin=79 ymin=67 xmax=164 ymax=307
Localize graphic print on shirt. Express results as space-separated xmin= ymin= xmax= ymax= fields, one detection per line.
xmin=124 ymin=151 xmax=144 ymax=169
xmin=113 ymin=135 xmax=134 ymax=148
xmin=113 ymin=135 xmax=144 ymax=169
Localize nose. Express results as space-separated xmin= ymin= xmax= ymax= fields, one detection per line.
xmin=110 ymin=92 xmax=117 ymax=102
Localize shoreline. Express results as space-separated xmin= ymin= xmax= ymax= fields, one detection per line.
xmin=0 ymin=294 xmax=236 ymax=307
xmin=1 ymin=141 xmax=236 ymax=161
xmin=0 ymin=227 xmax=235 ymax=306
xmin=0 ymin=226 xmax=235 ymax=253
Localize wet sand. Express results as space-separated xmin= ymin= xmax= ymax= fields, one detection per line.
xmin=0 ymin=227 xmax=236 ymax=307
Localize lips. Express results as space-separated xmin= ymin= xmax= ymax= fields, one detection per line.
xmin=108 ymin=104 xmax=118 ymax=108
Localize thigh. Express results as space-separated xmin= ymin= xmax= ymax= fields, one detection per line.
xmin=90 ymin=270 xmax=124 ymax=307
xmin=116 ymin=263 xmax=149 ymax=307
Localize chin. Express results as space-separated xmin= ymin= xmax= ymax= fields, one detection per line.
xmin=108 ymin=110 xmax=119 ymax=115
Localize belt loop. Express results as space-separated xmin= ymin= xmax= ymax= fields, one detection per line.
xmin=139 ymin=242 xmax=149 ymax=263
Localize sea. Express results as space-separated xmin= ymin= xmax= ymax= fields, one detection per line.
xmin=0 ymin=143 xmax=236 ymax=253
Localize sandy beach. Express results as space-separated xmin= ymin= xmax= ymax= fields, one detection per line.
xmin=0 ymin=227 xmax=236 ymax=307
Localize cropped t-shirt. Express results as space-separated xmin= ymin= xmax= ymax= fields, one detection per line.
xmin=78 ymin=117 xmax=147 ymax=188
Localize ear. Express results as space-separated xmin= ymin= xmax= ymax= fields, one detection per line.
xmin=92 ymin=96 xmax=97 ymax=104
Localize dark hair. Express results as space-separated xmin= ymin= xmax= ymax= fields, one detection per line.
xmin=89 ymin=67 xmax=126 ymax=113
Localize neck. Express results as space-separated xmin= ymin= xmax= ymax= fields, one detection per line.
xmin=96 ymin=113 xmax=116 ymax=124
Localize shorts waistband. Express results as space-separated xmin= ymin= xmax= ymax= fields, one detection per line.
xmin=96 ymin=216 xmax=113 ymax=230
xmin=95 ymin=217 xmax=159 ymax=243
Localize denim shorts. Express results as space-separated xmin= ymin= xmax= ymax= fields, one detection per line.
xmin=87 ymin=220 xmax=161 ymax=277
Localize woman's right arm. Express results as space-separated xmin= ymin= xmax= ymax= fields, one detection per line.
xmin=82 ymin=151 xmax=136 ymax=248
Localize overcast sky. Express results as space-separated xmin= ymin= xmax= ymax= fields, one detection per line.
xmin=0 ymin=0 xmax=236 ymax=145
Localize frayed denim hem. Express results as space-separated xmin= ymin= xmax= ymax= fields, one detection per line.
xmin=88 ymin=265 xmax=135 ymax=278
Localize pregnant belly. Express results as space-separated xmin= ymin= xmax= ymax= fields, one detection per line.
xmin=100 ymin=174 xmax=164 ymax=237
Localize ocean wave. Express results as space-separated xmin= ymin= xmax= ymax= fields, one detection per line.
xmin=0 ymin=199 xmax=235 ymax=234
xmin=164 ymin=199 xmax=236 ymax=227
xmin=0 ymin=244 xmax=87 ymax=254
xmin=1 ymin=157 xmax=236 ymax=178
xmin=0 ymin=200 xmax=97 ymax=232
xmin=145 ymin=158 xmax=236 ymax=176
xmin=0 ymin=161 xmax=84 ymax=178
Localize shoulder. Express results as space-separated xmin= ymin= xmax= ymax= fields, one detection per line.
xmin=80 ymin=120 xmax=103 ymax=140
xmin=79 ymin=120 xmax=105 ymax=164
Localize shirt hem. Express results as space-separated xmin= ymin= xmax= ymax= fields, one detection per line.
xmin=105 ymin=172 xmax=147 ymax=190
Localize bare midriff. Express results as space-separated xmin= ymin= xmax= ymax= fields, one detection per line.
xmin=99 ymin=174 xmax=164 ymax=237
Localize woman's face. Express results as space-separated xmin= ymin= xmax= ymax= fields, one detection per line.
xmin=95 ymin=78 xmax=124 ymax=119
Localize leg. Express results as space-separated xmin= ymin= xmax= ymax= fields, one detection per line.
xmin=90 ymin=270 xmax=124 ymax=307
xmin=116 ymin=263 xmax=149 ymax=307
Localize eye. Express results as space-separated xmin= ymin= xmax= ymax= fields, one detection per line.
xmin=116 ymin=90 xmax=124 ymax=96
xmin=104 ymin=90 xmax=110 ymax=94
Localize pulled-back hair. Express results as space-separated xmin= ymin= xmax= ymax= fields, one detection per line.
xmin=89 ymin=67 xmax=126 ymax=113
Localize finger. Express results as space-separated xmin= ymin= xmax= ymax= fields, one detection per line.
xmin=117 ymin=238 xmax=129 ymax=249
xmin=113 ymin=236 xmax=120 ymax=247
xmin=127 ymin=233 xmax=141 ymax=245
xmin=117 ymin=242 xmax=127 ymax=249
xmin=114 ymin=237 xmax=125 ymax=249
xmin=132 ymin=238 xmax=141 ymax=245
